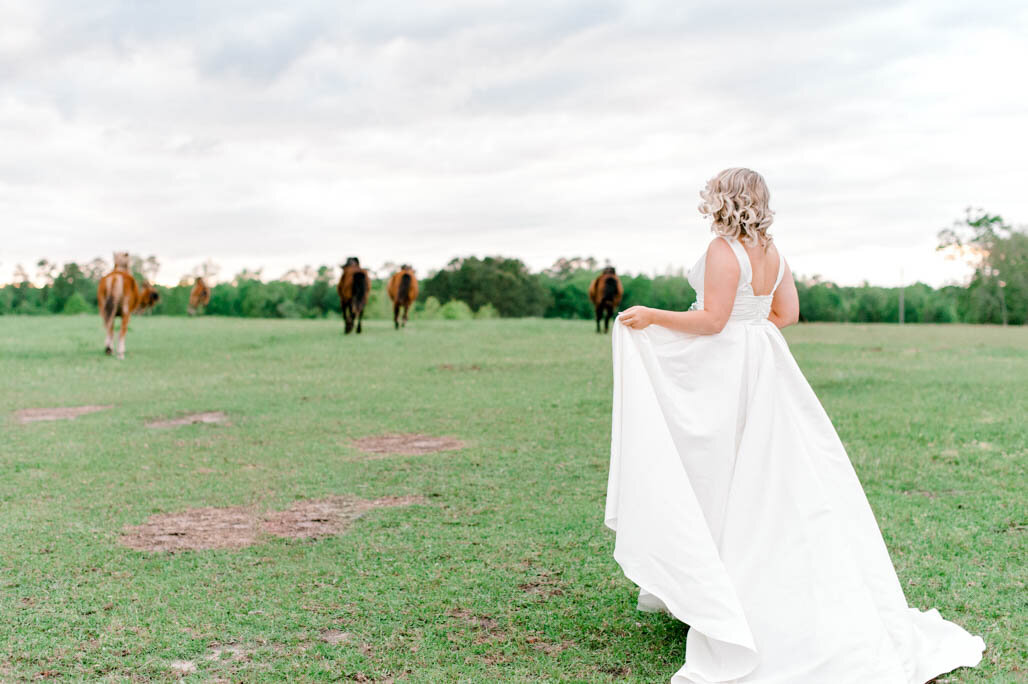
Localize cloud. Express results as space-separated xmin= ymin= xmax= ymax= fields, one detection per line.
xmin=0 ymin=0 xmax=1025 ymax=287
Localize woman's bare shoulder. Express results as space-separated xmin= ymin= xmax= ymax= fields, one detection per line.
xmin=706 ymin=236 xmax=733 ymax=256
xmin=705 ymin=237 xmax=739 ymax=273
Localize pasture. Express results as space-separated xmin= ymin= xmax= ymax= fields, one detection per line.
xmin=0 ymin=316 xmax=1025 ymax=682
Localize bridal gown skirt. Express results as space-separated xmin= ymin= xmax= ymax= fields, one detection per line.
xmin=605 ymin=319 xmax=985 ymax=684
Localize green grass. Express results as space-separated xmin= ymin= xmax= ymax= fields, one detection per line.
xmin=0 ymin=316 xmax=1025 ymax=682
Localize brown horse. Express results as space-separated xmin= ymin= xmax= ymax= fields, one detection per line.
xmin=188 ymin=277 xmax=210 ymax=315
xmin=386 ymin=265 xmax=418 ymax=329
xmin=337 ymin=257 xmax=370 ymax=334
xmin=97 ymin=252 xmax=160 ymax=359
xmin=589 ymin=266 xmax=623 ymax=334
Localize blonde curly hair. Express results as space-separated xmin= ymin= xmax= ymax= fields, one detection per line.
xmin=698 ymin=168 xmax=774 ymax=248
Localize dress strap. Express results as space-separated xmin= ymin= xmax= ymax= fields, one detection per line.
xmin=719 ymin=236 xmax=752 ymax=286
xmin=772 ymin=253 xmax=786 ymax=293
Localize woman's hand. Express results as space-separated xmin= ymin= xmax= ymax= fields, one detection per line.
xmin=618 ymin=306 xmax=655 ymax=330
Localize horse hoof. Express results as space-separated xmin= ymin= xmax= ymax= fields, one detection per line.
xmin=105 ymin=347 xmax=113 ymax=355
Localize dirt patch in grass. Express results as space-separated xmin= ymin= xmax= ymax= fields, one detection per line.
xmin=352 ymin=433 xmax=464 ymax=456
xmin=261 ymin=495 xmax=422 ymax=540
xmin=902 ymin=489 xmax=940 ymax=499
xmin=147 ymin=411 xmax=229 ymax=428
xmin=448 ymin=608 xmax=499 ymax=631
xmin=169 ymin=660 xmax=197 ymax=675
xmin=167 ymin=644 xmax=249 ymax=679
xmin=597 ymin=664 xmax=632 ymax=677
xmin=438 ymin=363 xmax=482 ymax=372
xmin=205 ymin=643 xmax=250 ymax=662
xmin=122 ymin=496 xmax=424 ymax=552
xmin=14 ymin=405 xmax=112 ymax=423
xmin=321 ymin=629 xmax=354 ymax=645
xmin=448 ymin=608 xmax=507 ymax=644
xmin=261 ymin=497 xmax=366 ymax=540
xmin=526 ymin=635 xmax=575 ymax=656
xmin=121 ymin=506 xmax=258 ymax=552
xmin=351 ymin=675 xmax=394 ymax=684
xmin=518 ymin=570 xmax=565 ymax=599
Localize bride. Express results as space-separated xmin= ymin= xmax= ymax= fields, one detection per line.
xmin=607 ymin=168 xmax=985 ymax=683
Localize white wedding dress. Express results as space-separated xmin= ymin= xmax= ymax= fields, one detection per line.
xmin=605 ymin=237 xmax=985 ymax=683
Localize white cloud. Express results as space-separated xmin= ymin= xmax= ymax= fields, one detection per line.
xmin=1 ymin=0 xmax=1026 ymax=287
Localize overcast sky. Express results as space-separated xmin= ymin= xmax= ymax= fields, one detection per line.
xmin=1 ymin=0 xmax=1026 ymax=287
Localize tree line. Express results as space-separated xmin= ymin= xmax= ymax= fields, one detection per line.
xmin=2 ymin=210 xmax=1024 ymax=325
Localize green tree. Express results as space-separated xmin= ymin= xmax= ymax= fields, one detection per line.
xmin=48 ymin=262 xmax=98 ymax=314
xmin=421 ymin=256 xmax=550 ymax=317
xmin=938 ymin=209 xmax=1027 ymax=325
xmin=797 ymin=279 xmax=847 ymax=322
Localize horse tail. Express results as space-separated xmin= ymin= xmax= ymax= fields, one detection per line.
xmin=352 ymin=272 xmax=368 ymax=311
xmin=602 ymin=275 xmax=618 ymax=303
xmin=398 ymin=273 xmax=411 ymax=304
xmin=103 ymin=293 xmax=115 ymax=322
xmin=104 ymin=275 xmax=123 ymax=321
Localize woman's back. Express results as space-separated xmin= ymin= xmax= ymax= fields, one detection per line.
xmin=687 ymin=236 xmax=790 ymax=325
xmin=742 ymin=241 xmax=781 ymax=297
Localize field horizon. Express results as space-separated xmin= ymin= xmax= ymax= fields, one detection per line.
xmin=1 ymin=316 xmax=1025 ymax=682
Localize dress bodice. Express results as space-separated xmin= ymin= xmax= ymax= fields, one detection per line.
xmin=687 ymin=236 xmax=786 ymax=323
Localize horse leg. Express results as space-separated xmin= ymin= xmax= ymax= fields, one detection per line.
xmin=595 ymin=306 xmax=602 ymax=333
xmin=343 ymin=304 xmax=353 ymax=334
xmin=117 ymin=312 xmax=129 ymax=360
xmin=604 ymin=304 xmax=612 ymax=333
xmin=357 ymin=307 xmax=364 ymax=334
xmin=104 ymin=313 xmax=115 ymax=355
xmin=393 ymin=301 xmax=400 ymax=330
xmin=402 ymin=302 xmax=410 ymax=327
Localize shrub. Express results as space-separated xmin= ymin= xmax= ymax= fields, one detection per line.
xmin=62 ymin=292 xmax=89 ymax=314
xmin=475 ymin=303 xmax=500 ymax=319
xmin=440 ymin=300 xmax=473 ymax=320
xmin=418 ymin=296 xmax=442 ymax=320
xmin=276 ymin=300 xmax=304 ymax=318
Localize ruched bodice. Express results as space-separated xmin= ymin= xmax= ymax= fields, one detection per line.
xmin=687 ymin=236 xmax=785 ymax=322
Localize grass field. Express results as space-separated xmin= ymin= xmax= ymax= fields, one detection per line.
xmin=1 ymin=316 xmax=1025 ymax=683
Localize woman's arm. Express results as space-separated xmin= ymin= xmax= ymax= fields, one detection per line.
xmin=618 ymin=239 xmax=739 ymax=335
xmin=768 ymin=259 xmax=799 ymax=329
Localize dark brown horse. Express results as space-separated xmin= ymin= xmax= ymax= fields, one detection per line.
xmin=386 ymin=265 xmax=418 ymax=329
xmin=337 ymin=257 xmax=370 ymax=334
xmin=188 ymin=277 xmax=210 ymax=315
xmin=589 ymin=266 xmax=623 ymax=334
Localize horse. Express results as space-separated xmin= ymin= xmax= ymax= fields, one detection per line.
xmin=337 ymin=257 xmax=370 ymax=334
xmin=188 ymin=277 xmax=210 ymax=315
xmin=97 ymin=252 xmax=160 ymax=359
xmin=386 ymin=265 xmax=418 ymax=329
xmin=589 ymin=266 xmax=623 ymax=334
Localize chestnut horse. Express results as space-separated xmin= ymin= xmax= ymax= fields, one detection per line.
xmin=337 ymin=257 xmax=370 ymax=334
xmin=588 ymin=266 xmax=623 ymax=334
xmin=386 ymin=265 xmax=418 ymax=329
xmin=97 ymin=252 xmax=160 ymax=359
xmin=188 ymin=277 xmax=210 ymax=315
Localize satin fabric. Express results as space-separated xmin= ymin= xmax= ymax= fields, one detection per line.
xmin=604 ymin=238 xmax=985 ymax=683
